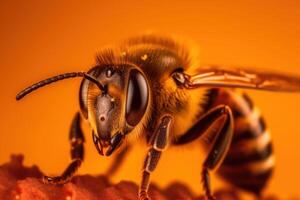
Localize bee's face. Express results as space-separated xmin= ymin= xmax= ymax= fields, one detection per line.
xmin=85 ymin=64 xmax=149 ymax=156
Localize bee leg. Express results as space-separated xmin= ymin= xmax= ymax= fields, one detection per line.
xmin=174 ymin=105 xmax=234 ymax=200
xmin=43 ymin=112 xmax=84 ymax=185
xmin=201 ymin=107 xmax=234 ymax=200
xmin=106 ymin=145 xmax=131 ymax=176
xmin=139 ymin=115 xmax=173 ymax=200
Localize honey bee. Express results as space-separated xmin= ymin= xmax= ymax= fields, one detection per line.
xmin=16 ymin=34 xmax=300 ymax=200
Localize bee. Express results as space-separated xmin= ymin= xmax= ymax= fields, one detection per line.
xmin=16 ymin=34 xmax=300 ymax=200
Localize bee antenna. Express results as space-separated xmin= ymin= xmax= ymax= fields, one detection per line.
xmin=16 ymin=72 xmax=105 ymax=100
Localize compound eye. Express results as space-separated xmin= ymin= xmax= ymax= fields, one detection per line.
xmin=126 ymin=69 xmax=149 ymax=126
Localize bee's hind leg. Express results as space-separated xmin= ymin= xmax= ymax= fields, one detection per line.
xmin=173 ymin=105 xmax=234 ymax=200
xmin=43 ymin=112 xmax=84 ymax=185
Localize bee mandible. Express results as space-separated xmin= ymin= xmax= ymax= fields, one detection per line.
xmin=16 ymin=34 xmax=300 ymax=200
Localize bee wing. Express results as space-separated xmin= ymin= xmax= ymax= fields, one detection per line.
xmin=184 ymin=66 xmax=300 ymax=92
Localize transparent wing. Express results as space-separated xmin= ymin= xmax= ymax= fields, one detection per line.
xmin=183 ymin=66 xmax=300 ymax=92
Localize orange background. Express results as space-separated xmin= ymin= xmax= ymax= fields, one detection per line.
xmin=1 ymin=0 xmax=300 ymax=198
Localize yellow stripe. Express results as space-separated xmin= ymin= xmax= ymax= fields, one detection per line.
xmin=229 ymin=130 xmax=271 ymax=156
xmin=231 ymin=91 xmax=252 ymax=114
xmin=220 ymin=155 xmax=275 ymax=174
xmin=234 ymin=106 xmax=262 ymax=136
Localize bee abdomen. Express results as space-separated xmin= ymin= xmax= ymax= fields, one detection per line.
xmin=204 ymin=88 xmax=274 ymax=195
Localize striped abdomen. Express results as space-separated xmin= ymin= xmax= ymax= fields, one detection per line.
xmin=204 ymin=88 xmax=274 ymax=195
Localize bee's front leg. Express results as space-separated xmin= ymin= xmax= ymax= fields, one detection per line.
xmin=139 ymin=115 xmax=173 ymax=200
xmin=43 ymin=112 xmax=84 ymax=184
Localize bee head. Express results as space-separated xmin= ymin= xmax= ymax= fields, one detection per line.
xmin=80 ymin=64 xmax=149 ymax=156
xmin=15 ymin=63 xmax=149 ymax=157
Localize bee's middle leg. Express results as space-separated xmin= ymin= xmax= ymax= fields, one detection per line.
xmin=43 ymin=112 xmax=84 ymax=184
xmin=173 ymin=105 xmax=234 ymax=200
xmin=139 ymin=115 xmax=173 ymax=200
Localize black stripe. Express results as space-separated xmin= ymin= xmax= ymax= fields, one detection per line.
xmin=232 ymin=109 xmax=243 ymax=118
xmin=222 ymin=142 xmax=273 ymax=166
xmin=202 ymin=88 xmax=219 ymax=112
xmin=203 ymin=90 xmax=252 ymax=118
xmin=231 ymin=93 xmax=255 ymax=118
xmin=232 ymin=116 xmax=267 ymax=142
xmin=218 ymin=168 xmax=273 ymax=195
xmin=259 ymin=117 xmax=266 ymax=131
xmin=242 ymin=93 xmax=254 ymax=110
xmin=232 ymin=128 xmax=259 ymax=142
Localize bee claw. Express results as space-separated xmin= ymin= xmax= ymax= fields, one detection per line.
xmin=42 ymin=175 xmax=65 ymax=185
xmin=42 ymin=175 xmax=53 ymax=184
xmin=206 ymin=195 xmax=216 ymax=200
xmin=139 ymin=197 xmax=151 ymax=200
xmin=139 ymin=190 xmax=151 ymax=200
